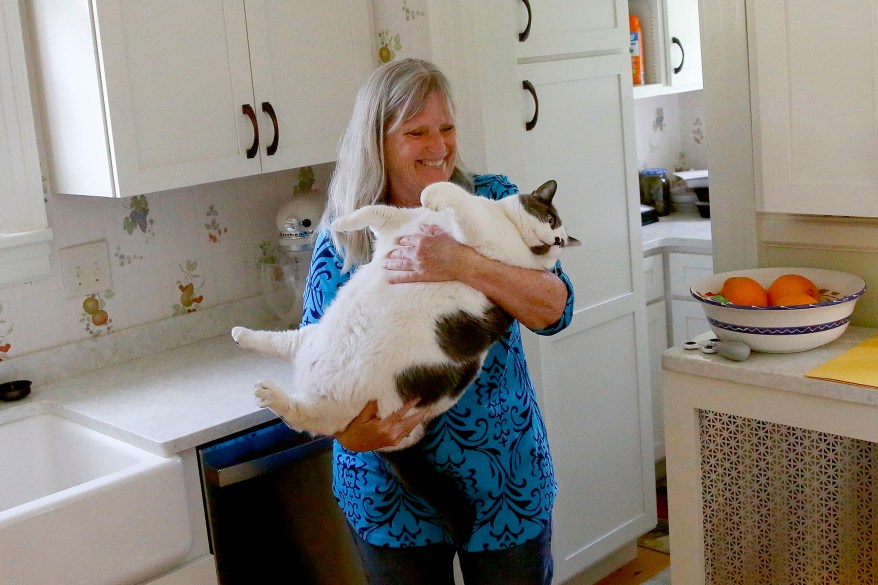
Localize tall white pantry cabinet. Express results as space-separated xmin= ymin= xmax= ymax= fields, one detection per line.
xmin=428 ymin=1 xmax=656 ymax=581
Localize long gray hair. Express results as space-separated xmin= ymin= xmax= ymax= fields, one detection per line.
xmin=322 ymin=58 xmax=473 ymax=271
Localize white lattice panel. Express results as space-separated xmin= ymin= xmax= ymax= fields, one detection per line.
xmin=699 ymin=410 xmax=877 ymax=584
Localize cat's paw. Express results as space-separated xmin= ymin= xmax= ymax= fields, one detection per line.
xmin=420 ymin=182 xmax=459 ymax=211
xmin=254 ymin=379 xmax=288 ymax=412
xmin=230 ymin=326 xmax=254 ymax=348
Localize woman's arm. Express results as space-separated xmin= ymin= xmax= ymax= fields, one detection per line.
xmin=384 ymin=225 xmax=569 ymax=331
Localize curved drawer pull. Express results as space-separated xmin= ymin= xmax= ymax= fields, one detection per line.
xmin=242 ymin=103 xmax=259 ymax=159
xmin=262 ymin=101 xmax=279 ymax=156
xmin=519 ymin=0 xmax=532 ymax=42
xmin=522 ymin=80 xmax=539 ymax=131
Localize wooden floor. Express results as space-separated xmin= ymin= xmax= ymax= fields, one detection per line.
xmin=593 ymin=483 xmax=670 ymax=585
xmin=593 ymin=547 xmax=669 ymax=585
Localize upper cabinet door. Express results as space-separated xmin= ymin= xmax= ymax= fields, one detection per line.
xmin=750 ymin=0 xmax=878 ymax=217
xmin=244 ymin=0 xmax=374 ymax=174
xmin=28 ymin=0 xmax=374 ymax=197
xmin=665 ymin=0 xmax=702 ymax=90
xmin=29 ymin=0 xmax=261 ymax=197
xmin=92 ymin=0 xmax=260 ymax=196
xmin=514 ymin=0 xmax=629 ymax=59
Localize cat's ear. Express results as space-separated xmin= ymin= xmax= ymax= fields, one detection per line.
xmin=532 ymin=180 xmax=557 ymax=205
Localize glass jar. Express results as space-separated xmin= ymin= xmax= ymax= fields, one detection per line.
xmin=639 ymin=168 xmax=672 ymax=216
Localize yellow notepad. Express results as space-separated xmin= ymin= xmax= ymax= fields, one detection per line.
xmin=805 ymin=334 xmax=878 ymax=389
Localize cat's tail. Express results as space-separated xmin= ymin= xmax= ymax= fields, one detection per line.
xmin=380 ymin=449 xmax=475 ymax=546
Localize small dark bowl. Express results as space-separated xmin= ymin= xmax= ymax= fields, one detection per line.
xmin=0 ymin=379 xmax=32 ymax=402
xmin=694 ymin=187 xmax=710 ymax=202
xmin=695 ymin=201 xmax=711 ymax=218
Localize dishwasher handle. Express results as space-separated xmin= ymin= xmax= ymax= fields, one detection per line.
xmin=202 ymin=435 xmax=334 ymax=487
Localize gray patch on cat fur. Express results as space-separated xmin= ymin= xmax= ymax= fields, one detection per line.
xmin=394 ymin=306 xmax=511 ymax=405
xmin=529 ymin=243 xmax=552 ymax=256
xmin=436 ymin=305 xmax=512 ymax=363
xmin=395 ymin=360 xmax=480 ymax=405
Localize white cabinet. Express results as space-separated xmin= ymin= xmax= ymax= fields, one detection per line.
xmin=664 ymin=0 xmax=702 ymax=90
xmin=646 ymin=299 xmax=667 ymax=461
xmin=0 ymin=0 xmax=51 ymax=286
xmin=749 ymin=0 xmax=878 ymax=217
xmin=668 ymin=251 xmax=713 ymax=345
xmin=671 ymin=298 xmax=711 ymax=345
xmin=430 ymin=1 xmax=655 ymax=581
xmin=513 ymin=4 xmax=657 ymax=582
xmin=26 ymin=0 xmax=373 ymax=197
xmin=514 ymin=0 xmax=629 ymax=59
xmin=518 ymin=54 xmax=656 ymax=582
xmin=644 ymin=248 xmax=712 ymax=463
xmin=629 ymin=0 xmax=703 ymax=98
xmin=644 ymin=253 xmax=667 ymax=461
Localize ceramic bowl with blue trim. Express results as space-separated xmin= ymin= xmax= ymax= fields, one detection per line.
xmin=690 ymin=267 xmax=867 ymax=353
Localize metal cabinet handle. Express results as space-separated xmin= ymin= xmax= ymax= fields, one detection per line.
xmin=262 ymin=101 xmax=279 ymax=156
xmin=519 ymin=0 xmax=532 ymax=42
xmin=672 ymin=36 xmax=685 ymax=74
xmin=522 ymin=80 xmax=539 ymax=131
xmin=242 ymin=103 xmax=259 ymax=159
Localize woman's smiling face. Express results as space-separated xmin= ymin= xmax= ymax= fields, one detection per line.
xmin=384 ymin=90 xmax=457 ymax=207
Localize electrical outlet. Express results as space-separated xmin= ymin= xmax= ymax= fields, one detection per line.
xmin=60 ymin=240 xmax=113 ymax=299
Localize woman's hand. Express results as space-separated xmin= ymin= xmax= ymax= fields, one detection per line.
xmin=383 ymin=225 xmax=466 ymax=284
xmin=334 ymin=399 xmax=427 ymax=452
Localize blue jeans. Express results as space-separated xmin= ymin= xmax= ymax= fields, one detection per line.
xmin=349 ymin=521 xmax=553 ymax=585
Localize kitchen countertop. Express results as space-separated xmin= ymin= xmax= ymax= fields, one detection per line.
xmin=0 ymin=334 xmax=287 ymax=456
xmin=663 ymin=326 xmax=878 ymax=408
xmin=641 ymin=212 xmax=712 ymax=253
xmin=0 ymin=213 xmax=715 ymax=458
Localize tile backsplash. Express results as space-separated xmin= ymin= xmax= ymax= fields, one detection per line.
xmin=0 ymin=164 xmax=332 ymax=363
xmin=634 ymin=90 xmax=708 ymax=176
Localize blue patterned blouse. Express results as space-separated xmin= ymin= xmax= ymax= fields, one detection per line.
xmin=301 ymin=174 xmax=575 ymax=551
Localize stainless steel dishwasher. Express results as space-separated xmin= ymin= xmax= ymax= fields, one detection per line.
xmin=198 ymin=418 xmax=367 ymax=585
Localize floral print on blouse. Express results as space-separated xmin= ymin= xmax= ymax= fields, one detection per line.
xmin=301 ymin=174 xmax=575 ymax=551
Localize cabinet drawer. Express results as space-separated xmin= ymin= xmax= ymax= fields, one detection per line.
xmin=643 ymin=253 xmax=665 ymax=303
xmin=671 ymin=299 xmax=712 ymax=346
xmin=669 ymin=253 xmax=714 ymax=298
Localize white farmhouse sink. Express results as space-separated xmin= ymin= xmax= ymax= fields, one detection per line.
xmin=0 ymin=414 xmax=191 ymax=585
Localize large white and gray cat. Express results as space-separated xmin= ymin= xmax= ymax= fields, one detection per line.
xmin=232 ymin=179 xmax=578 ymax=448
xmin=231 ymin=179 xmax=578 ymax=540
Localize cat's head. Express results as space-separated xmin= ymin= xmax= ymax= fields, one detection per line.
xmin=506 ymin=180 xmax=581 ymax=268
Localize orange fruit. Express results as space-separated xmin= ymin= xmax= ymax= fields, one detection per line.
xmin=773 ymin=292 xmax=819 ymax=306
xmin=720 ymin=276 xmax=769 ymax=306
xmin=767 ymin=274 xmax=819 ymax=306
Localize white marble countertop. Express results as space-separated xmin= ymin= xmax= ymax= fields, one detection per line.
xmin=663 ymin=326 xmax=878 ymax=408
xmin=0 ymin=334 xmax=288 ymax=456
xmin=641 ymin=211 xmax=712 ymax=253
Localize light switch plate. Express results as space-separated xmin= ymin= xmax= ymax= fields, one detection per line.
xmin=60 ymin=240 xmax=113 ymax=299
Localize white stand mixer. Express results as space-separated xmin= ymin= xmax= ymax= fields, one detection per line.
xmin=258 ymin=189 xmax=325 ymax=327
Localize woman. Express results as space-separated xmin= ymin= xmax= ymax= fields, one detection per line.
xmin=303 ymin=58 xmax=574 ymax=585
